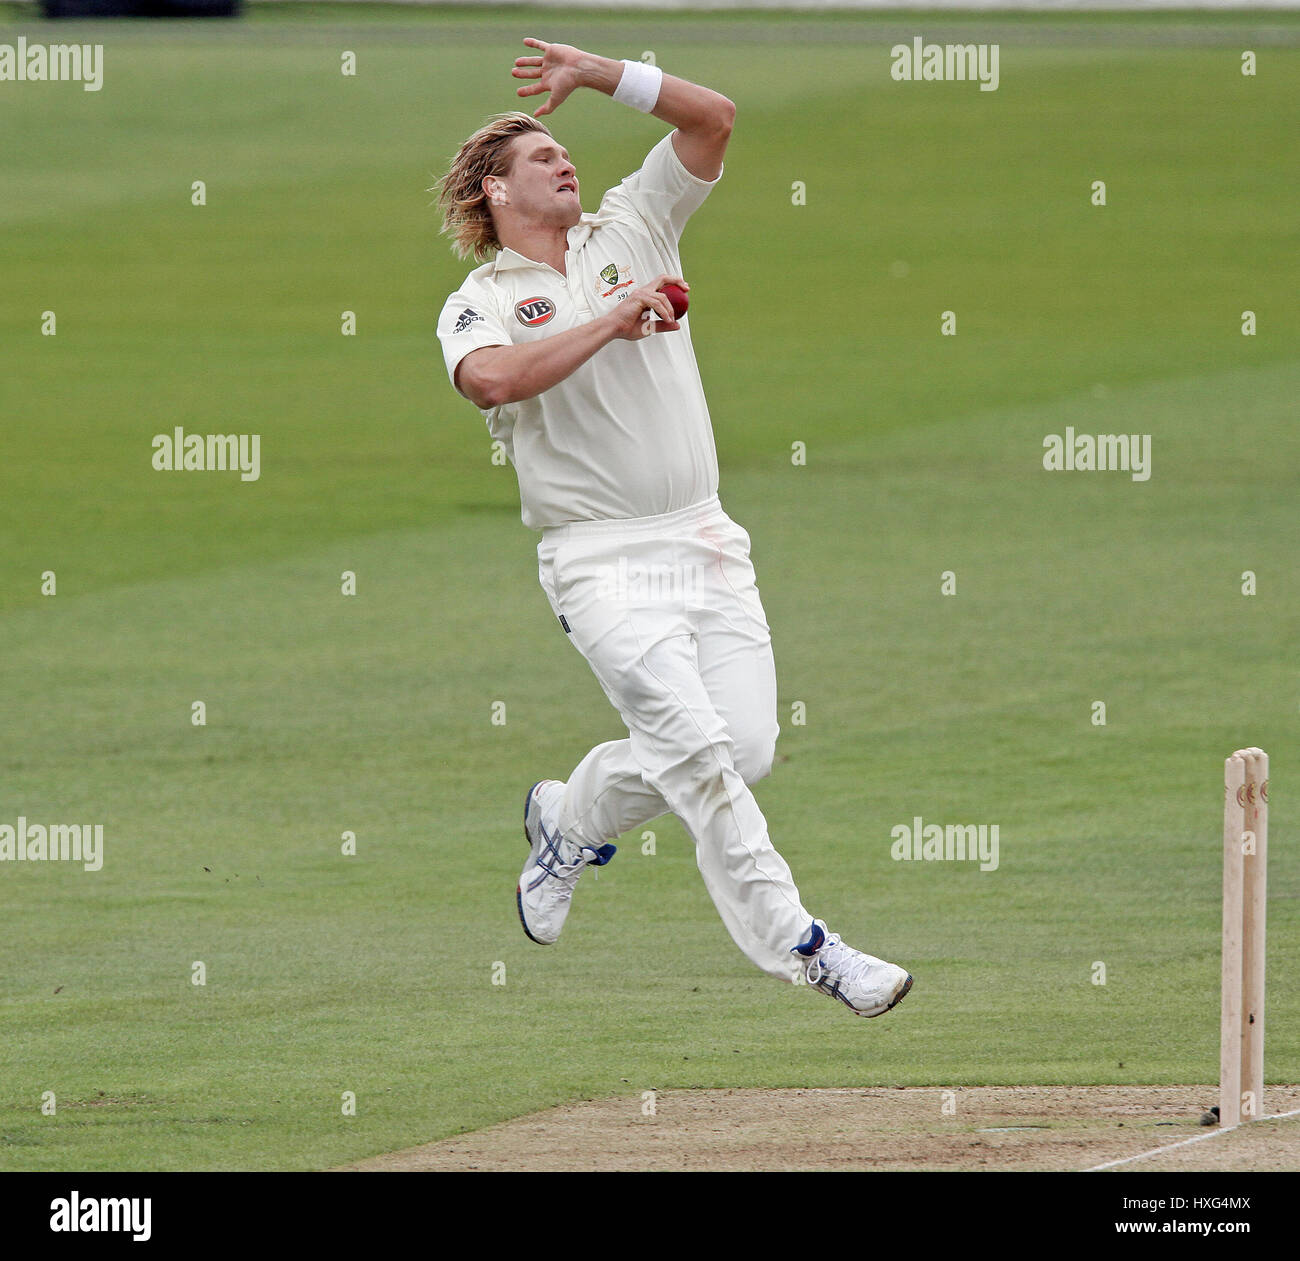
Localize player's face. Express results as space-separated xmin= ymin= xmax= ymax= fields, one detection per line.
xmin=502 ymin=133 xmax=581 ymax=226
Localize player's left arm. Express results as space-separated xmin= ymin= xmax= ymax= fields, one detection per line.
xmin=511 ymin=38 xmax=735 ymax=180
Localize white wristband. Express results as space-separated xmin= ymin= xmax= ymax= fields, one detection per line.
xmin=612 ymin=59 xmax=663 ymax=113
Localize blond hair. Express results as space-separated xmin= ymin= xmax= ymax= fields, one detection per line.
xmin=434 ymin=112 xmax=554 ymax=263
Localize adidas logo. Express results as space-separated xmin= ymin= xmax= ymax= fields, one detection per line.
xmin=454 ymin=307 xmax=484 ymax=335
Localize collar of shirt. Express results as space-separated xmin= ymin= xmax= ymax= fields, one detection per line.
xmin=491 ymin=218 xmax=595 ymax=275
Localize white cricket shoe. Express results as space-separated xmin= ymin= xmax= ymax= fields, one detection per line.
xmin=792 ymin=920 xmax=913 ymax=1017
xmin=516 ymin=780 xmax=616 ymax=946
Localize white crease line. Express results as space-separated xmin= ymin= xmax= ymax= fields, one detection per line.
xmin=1086 ymin=1107 xmax=1300 ymax=1172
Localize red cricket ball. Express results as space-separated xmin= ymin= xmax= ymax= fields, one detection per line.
xmin=659 ymin=282 xmax=689 ymax=320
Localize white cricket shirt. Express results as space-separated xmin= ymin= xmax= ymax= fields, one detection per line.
xmin=437 ymin=132 xmax=723 ymax=529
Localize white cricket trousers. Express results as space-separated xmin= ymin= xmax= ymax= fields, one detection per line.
xmin=537 ymin=495 xmax=813 ymax=981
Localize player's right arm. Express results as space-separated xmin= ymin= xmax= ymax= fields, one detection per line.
xmin=456 ymin=275 xmax=686 ymax=409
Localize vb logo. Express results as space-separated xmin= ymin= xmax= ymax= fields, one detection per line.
xmin=515 ymin=296 xmax=555 ymax=327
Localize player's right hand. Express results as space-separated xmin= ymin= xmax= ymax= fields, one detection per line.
xmin=607 ymin=274 xmax=688 ymax=340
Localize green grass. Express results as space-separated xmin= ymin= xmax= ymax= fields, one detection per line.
xmin=0 ymin=7 xmax=1296 ymax=1170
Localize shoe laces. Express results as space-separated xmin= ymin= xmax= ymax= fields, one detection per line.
xmin=531 ymin=820 xmax=602 ymax=890
xmin=806 ymin=934 xmax=871 ymax=989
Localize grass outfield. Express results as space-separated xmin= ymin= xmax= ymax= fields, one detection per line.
xmin=1 ymin=8 xmax=1296 ymax=1170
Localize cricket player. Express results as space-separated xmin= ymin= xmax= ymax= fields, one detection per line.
xmin=435 ymin=38 xmax=912 ymax=1017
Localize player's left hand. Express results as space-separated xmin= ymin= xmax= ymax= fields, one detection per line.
xmin=512 ymin=38 xmax=588 ymax=118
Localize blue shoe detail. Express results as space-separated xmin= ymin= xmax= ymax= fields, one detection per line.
xmin=523 ymin=781 xmax=545 ymax=836
xmin=516 ymin=884 xmax=547 ymax=945
xmin=588 ymin=843 xmax=617 ymax=867
xmin=792 ymin=919 xmax=826 ymax=957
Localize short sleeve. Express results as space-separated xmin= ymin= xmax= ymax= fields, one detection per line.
xmin=599 ymin=131 xmax=722 ymax=251
xmin=437 ymin=286 xmax=510 ymax=401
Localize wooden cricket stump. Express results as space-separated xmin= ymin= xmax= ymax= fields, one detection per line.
xmin=1220 ymin=747 xmax=1268 ymax=1127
